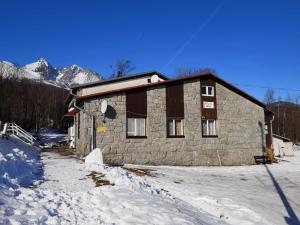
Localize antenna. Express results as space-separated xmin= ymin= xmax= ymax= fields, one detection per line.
xmin=150 ymin=74 xmax=159 ymax=83
xmin=100 ymin=100 xmax=108 ymax=114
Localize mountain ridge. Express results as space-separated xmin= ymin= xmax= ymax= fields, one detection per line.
xmin=0 ymin=58 xmax=102 ymax=87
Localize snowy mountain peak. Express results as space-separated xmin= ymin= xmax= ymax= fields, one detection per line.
xmin=0 ymin=59 xmax=102 ymax=86
xmin=70 ymin=64 xmax=79 ymax=69
xmin=0 ymin=61 xmax=20 ymax=78
xmin=23 ymin=59 xmax=57 ymax=80
xmin=1 ymin=61 xmax=15 ymax=66
xmin=26 ymin=58 xmax=49 ymax=68
xmin=38 ymin=58 xmax=47 ymax=62
xmin=56 ymin=64 xmax=101 ymax=86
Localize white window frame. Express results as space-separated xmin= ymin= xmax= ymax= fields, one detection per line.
xmin=127 ymin=118 xmax=146 ymax=137
xmin=202 ymin=119 xmax=217 ymax=137
xmin=202 ymin=86 xmax=215 ymax=97
xmin=167 ymin=119 xmax=184 ymax=137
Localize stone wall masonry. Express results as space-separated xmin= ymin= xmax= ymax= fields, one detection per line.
xmin=75 ymin=79 xmax=266 ymax=166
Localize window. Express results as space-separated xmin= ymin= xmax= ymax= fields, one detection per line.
xmin=202 ymin=119 xmax=217 ymax=137
xmin=127 ymin=118 xmax=146 ymax=137
xmin=201 ymin=86 xmax=214 ymax=96
xmin=126 ymin=89 xmax=147 ymax=138
xmin=166 ymin=83 xmax=184 ymax=138
xmin=167 ymin=119 xmax=184 ymax=137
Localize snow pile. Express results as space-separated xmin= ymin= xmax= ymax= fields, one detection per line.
xmin=0 ymin=138 xmax=46 ymax=224
xmin=84 ymin=149 xmax=164 ymax=196
xmin=85 ymin=148 xmax=104 ymax=166
xmin=0 ymin=138 xmax=43 ymax=189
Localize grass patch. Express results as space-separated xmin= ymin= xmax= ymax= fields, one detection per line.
xmin=87 ymin=171 xmax=114 ymax=187
xmin=122 ymin=167 xmax=156 ymax=177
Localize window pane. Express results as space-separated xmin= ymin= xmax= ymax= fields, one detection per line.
xmin=136 ymin=118 xmax=145 ymax=136
xmin=202 ymin=120 xmax=208 ymax=136
xmin=203 ymin=120 xmax=217 ymax=136
xmin=208 ymin=120 xmax=213 ymax=135
xmin=213 ymin=121 xmax=216 ymax=135
xmin=127 ymin=118 xmax=135 ymax=136
xmin=207 ymin=87 xmax=213 ymax=95
xmin=175 ymin=120 xmax=183 ymax=135
xmin=168 ymin=120 xmax=175 ymax=136
xmin=208 ymin=120 xmax=216 ymax=135
xmin=201 ymin=87 xmax=207 ymax=95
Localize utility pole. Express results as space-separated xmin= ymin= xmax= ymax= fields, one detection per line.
xmin=277 ymin=103 xmax=280 ymax=134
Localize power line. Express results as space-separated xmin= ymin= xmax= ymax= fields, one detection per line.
xmin=231 ymin=83 xmax=300 ymax=92
xmin=164 ymin=0 xmax=227 ymax=68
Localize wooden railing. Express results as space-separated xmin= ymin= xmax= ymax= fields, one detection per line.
xmin=4 ymin=123 xmax=36 ymax=145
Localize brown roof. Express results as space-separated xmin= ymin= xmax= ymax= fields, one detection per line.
xmin=76 ymin=73 xmax=266 ymax=108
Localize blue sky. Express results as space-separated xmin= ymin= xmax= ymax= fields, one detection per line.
xmin=1 ymin=0 xmax=300 ymax=100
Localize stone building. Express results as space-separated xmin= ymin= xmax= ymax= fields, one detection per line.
xmin=68 ymin=71 xmax=274 ymax=166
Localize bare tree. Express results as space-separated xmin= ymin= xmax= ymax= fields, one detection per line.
xmin=175 ymin=67 xmax=215 ymax=78
xmin=0 ymin=75 xmax=69 ymax=132
xmin=295 ymin=95 xmax=300 ymax=104
xmin=110 ymin=59 xmax=135 ymax=78
xmin=264 ymin=88 xmax=276 ymax=104
xmin=267 ymin=101 xmax=300 ymax=143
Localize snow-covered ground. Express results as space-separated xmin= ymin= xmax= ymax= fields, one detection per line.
xmin=37 ymin=129 xmax=68 ymax=148
xmin=131 ymin=148 xmax=300 ymax=225
xmin=0 ymin=138 xmax=42 ymax=189
xmin=0 ymin=137 xmax=223 ymax=225
xmin=1 ymin=136 xmax=299 ymax=225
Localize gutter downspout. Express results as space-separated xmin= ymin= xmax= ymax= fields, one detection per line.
xmin=70 ymin=89 xmax=96 ymax=153
xmin=270 ymin=115 xmax=275 ymax=148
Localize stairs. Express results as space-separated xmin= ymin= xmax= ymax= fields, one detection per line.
xmin=1 ymin=123 xmax=36 ymax=145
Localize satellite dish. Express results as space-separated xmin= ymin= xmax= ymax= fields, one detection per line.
xmin=150 ymin=74 xmax=159 ymax=83
xmin=100 ymin=100 xmax=108 ymax=114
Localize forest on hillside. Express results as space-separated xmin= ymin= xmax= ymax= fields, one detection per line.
xmin=264 ymin=89 xmax=300 ymax=143
xmin=0 ymin=76 xmax=69 ymax=132
xmin=267 ymin=102 xmax=300 ymax=143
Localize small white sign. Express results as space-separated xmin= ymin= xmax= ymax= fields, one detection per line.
xmin=203 ymin=101 xmax=215 ymax=109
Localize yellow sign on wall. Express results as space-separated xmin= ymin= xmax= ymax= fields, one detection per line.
xmin=97 ymin=126 xmax=107 ymax=133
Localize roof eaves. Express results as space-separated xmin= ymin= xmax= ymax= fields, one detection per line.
xmin=76 ymin=72 xmax=266 ymax=108
xmin=71 ymin=70 xmax=168 ymax=90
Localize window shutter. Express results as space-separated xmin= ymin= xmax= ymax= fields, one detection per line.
xmin=166 ymin=82 xmax=184 ymax=118
xmin=126 ymin=89 xmax=147 ymax=118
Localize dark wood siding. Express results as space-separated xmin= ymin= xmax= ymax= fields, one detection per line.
xmin=201 ymin=79 xmax=217 ymax=119
xmin=126 ymin=89 xmax=147 ymax=118
xmin=166 ymin=82 xmax=184 ymax=118
xmin=265 ymin=112 xmax=274 ymax=149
